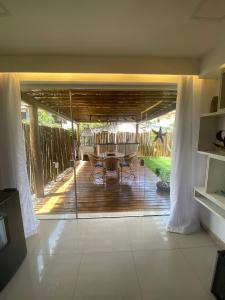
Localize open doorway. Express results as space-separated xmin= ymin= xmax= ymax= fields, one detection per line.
xmin=21 ymin=87 xmax=176 ymax=219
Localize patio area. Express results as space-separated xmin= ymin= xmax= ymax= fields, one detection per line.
xmin=21 ymin=88 xmax=175 ymax=218
xmin=34 ymin=160 xmax=170 ymax=217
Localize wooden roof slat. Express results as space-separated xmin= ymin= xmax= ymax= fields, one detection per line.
xmin=22 ymin=89 xmax=177 ymax=122
xmin=26 ymin=90 xmax=177 ymax=95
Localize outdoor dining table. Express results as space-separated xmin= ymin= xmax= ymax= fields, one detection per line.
xmin=99 ymin=152 xmax=125 ymax=159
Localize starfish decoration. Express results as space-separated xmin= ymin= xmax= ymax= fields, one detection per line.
xmin=152 ymin=127 xmax=167 ymax=143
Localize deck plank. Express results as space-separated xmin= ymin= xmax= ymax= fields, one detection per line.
xmin=35 ymin=161 xmax=170 ymax=215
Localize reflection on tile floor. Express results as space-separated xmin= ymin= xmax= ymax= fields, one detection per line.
xmin=0 ymin=216 xmax=219 ymax=300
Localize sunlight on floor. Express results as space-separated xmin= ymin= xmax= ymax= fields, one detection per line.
xmin=36 ymin=162 xmax=84 ymax=214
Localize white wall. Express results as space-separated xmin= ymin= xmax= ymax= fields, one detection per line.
xmin=200 ymin=40 xmax=225 ymax=78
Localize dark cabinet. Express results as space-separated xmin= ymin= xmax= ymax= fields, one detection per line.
xmin=0 ymin=189 xmax=27 ymax=291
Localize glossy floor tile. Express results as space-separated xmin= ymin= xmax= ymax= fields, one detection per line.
xmin=133 ymin=249 xmax=214 ymax=300
xmin=181 ymin=245 xmax=218 ymax=292
xmin=0 ymin=216 xmax=220 ymax=300
xmin=75 ymin=251 xmax=142 ymax=299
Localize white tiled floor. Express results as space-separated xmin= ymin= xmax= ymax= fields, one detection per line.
xmin=0 ymin=216 xmax=221 ymax=300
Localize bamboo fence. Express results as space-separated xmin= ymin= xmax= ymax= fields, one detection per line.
xmin=83 ymin=130 xmax=172 ymax=157
xmin=23 ymin=124 xmax=73 ymax=194
xmin=139 ymin=131 xmax=172 ymax=157
xmin=94 ymin=131 xmax=137 ymax=144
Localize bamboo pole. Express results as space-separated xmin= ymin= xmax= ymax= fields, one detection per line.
xmin=29 ymin=104 xmax=44 ymax=197
xmin=76 ymin=123 xmax=81 ymax=160
xmin=135 ymin=124 xmax=139 ymax=143
xmin=69 ymin=90 xmax=78 ymax=219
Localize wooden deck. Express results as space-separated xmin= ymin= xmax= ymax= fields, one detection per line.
xmin=35 ymin=161 xmax=170 ymax=216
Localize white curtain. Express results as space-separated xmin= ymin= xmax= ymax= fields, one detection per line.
xmin=167 ymin=76 xmax=217 ymax=234
xmin=0 ymin=73 xmax=37 ymax=238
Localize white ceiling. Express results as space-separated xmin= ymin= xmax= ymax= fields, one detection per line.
xmin=0 ymin=0 xmax=225 ymax=58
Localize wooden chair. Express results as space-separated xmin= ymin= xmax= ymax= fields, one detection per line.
xmin=120 ymin=152 xmax=138 ymax=180
xmin=103 ymin=157 xmax=121 ymax=183
xmin=88 ymin=153 xmax=104 ymax=181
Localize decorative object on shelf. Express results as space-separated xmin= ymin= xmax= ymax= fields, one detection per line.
xmin=213 ymin=143 xmax=225 ymax=151
xmin=210 ymin=96 xmax=218 ymax=113
xmin=152 ymin=127 xmax=167 ymax=143
xmin=216 ymin=130 xmax=225 ymax=147
xmin=213 ymin=130 xmax=225 ymax=152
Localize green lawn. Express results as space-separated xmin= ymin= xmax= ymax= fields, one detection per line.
xmin=143 ymin=156 xmax=171 ymax=182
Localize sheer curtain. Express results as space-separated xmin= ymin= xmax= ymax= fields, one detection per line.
xmin=167 ymin=76 xmax=217 ymax=234
xmin=0 ymin=73 xmax=37 ymax=238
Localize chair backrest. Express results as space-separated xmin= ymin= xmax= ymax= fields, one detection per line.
xmin=104 ymin=157 xmax=120 ymax=171
xmin=128 ymin=152 xmax=137 ymax=157
xmin=124 ymin=152 xmax=137 ymax=160
xmin=125 ymin=152 xmax=137 ymax=165
xmin=88 ymin=153 xmax=101 ymax=167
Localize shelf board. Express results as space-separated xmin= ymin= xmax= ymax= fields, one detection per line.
xmin=200 ymin=110 xmax=225 ymax=118
xmin=195 ymin=187 xmax=225 ymax=211
xmin=208 ymin=193 xmax=225 ymax=210
xmin=194 ymin=194 xmax=225 ymax=219
xmin=197 ymin=150 xmax=225 ymax=162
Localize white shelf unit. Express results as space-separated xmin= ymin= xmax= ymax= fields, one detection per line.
xmin=205 ymin=158 xmax=225 ymax=198
xmin=198 ymin=110 xmax=225 ymax=159
xmin=194 ymin=189 xmax=225 ymax=219
xmin=195 ymin=187 xmax=225 ymax=211
xmin=198 ymin=111 xmax=225 ymax=160
xmin=195 ymin=70 xmax=225 ymax=219
xmin=197 ymin=150 xmax=225 ymax=162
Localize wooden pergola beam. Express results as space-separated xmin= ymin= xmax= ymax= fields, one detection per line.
xmin=146 ymin=103 xmax=176 ymax=121
xmin=141 ymin=101 xmax=163 ymax=114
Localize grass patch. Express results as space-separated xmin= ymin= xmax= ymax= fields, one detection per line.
xmin=143 ymin=156 xmax=171 ymax=182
